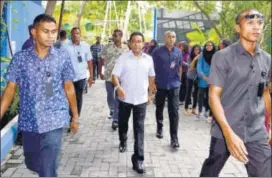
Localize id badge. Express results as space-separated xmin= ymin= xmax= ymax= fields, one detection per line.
xmin=45 ymin=74 xmax=53 ymax=96
xmin=257 ymin=82 xmax=264 ymax=97
xmin=170 ymin=61 xmax=176 ymax=69
xmin=77 ymin=55 xmax=83 ymax=63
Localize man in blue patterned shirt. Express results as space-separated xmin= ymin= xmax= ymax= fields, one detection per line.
xmin=0 ymin=14 xmax=79 ymax=177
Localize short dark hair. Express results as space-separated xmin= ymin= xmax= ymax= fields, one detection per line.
xmin=129 ymin=32 xmax=145 ymax=42
xmin=59 ymin=30 xmax=67 ymax=38
xmin=113 ymin=29 xmax=123 ymax=36
xmin=235 ymin=9 xmax=259 ymax=24
xmin=33 ymin=14 xmax=56 ymax=27
xmin=71 ymin=27 xmax=80 ymax=33
xmin=221 ymin=39 xmax=232 ymax=48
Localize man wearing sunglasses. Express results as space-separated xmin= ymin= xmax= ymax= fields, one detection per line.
xmin=200 ymin=9 xmax=271 ymax=177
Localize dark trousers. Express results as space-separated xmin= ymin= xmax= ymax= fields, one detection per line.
xmin=200 ymin=137 xmax=271 ymax=177
xmin=23 ymin=128 xmax=63 ymax=177
xmin=179 ymin=72 xmax=187 ymax=102
xmin=69 ymin=79 xmax=86 ymax=121
xmin=93 ymin=60 xmax=99 ymax=80
xmin=118 ymin=101 xmax=147 ymax=161
xmin=185 ymin=78 xmax=198 ymax=110
xmin=155 ymin=87 xmax=180 ymax=141
xmin=198 ymin=87 xmax=212 ymax=116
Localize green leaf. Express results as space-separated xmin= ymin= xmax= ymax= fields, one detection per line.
xmin=207 ymin=28 xmax=220 ymax=45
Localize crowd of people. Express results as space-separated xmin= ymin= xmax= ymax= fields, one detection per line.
xmin=0 ymin=8 xmax=271 ymax=177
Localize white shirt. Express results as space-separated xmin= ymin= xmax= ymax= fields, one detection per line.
xmin=112 ymin=51 xmax=155 ymax=105
xmin=63 ymin=41 xmax=92 ymax=81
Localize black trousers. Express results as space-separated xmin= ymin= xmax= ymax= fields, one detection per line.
xmin=200 ymin=137 xmax=271 ymax=177
xmin=69 ymin=79 xmax=86 ymax=121
xmin=155 ymin=87 xmax=180 ymax=141
xmin=93 ymin=60 xmax=99 ymax=80
xmin=198 ymin=87 xmax=212 ymax=116
xmin=118 ymin=101 xmax=147 ymax=161
xmin=185 ymin=78 xmax=198 ymax=110
xmin=179 ymin=72 xmax=187 ymax=102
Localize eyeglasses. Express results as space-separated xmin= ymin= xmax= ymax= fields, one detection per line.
xmin=244 ymin=13 xmax=264 ymax=21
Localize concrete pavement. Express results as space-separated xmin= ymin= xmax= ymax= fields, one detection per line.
xmin=0 ymin=80 xmax=247 ymax=177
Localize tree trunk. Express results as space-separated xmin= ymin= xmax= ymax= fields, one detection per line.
xmin=45 ymin=1 xmax=57 ymax=15
xmin=74 ymin=1 xmax=87 ymax=27
xmin=57 ymin=0 xmax=65 ymax=40
xmin=0 ymin=0 xmax=5 ymax=16
xmin=193 ymin=1 xmax=223 ymax=39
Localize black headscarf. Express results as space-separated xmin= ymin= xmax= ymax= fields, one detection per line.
xmin=203 ymin=41 xmax=216 ymax=65
xmin=148 ymin=40 xmax=158 ymax=55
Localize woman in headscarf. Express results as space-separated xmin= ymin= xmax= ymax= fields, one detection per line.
xmin=197 ymin=41 xmax=216 ymax=122
xmin=184 ymin=44 xmax=201 ymax=115
xmin=147 ymin=39 xmax=158 ymax=55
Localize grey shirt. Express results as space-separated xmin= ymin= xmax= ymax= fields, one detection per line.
xmin=209 ymin=41 xmax=271 ymax=143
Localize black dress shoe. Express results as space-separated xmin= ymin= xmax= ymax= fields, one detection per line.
xmin=112 ymin=121 xmax=118 ymax=130
xmin=156 ymin=128 xmax=163 ymax=139
xmin=171 ymin=140 xmax=180 ymax=148
xmin=119 ymin=142 xmax=127 ymax=153
xmin=131 ymin=155 xmax=145 ymax=174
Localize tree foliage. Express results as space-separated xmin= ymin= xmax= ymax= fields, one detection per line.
xmin=52 ymin=1 xmax=271 ymax=53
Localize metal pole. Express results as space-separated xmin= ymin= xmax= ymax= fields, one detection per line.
xmin=153 ymin=8 xmax=157 ymax=40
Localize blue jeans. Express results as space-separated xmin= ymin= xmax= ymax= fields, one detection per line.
xmin=22 ymin=128 xmax=63 ymax=177
xmin=105 ymin=81 xmax=119 ymax=122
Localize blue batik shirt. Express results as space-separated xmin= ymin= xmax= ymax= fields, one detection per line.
xmin=5 ymin=46 xmax=75 ymax=133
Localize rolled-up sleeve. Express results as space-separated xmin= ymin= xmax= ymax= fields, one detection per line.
xmin=5 ymin=53 xmax=21 ymax=84
xmin=149 ymin=57 xmax=156 ymax=77
xmin=112 ymin=56 xmax=123 ymax=77
xmin=61 ymin=51 xmax=75 ymax=82
xmin=208 ymin=51 xmax=228 ymax=87
xmin=85 ymin=44 xmax=92 ymax=61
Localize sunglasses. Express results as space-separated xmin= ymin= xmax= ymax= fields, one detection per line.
xmin=244 ymin=13 xmax=264 ymax=21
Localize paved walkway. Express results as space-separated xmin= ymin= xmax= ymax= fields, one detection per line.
xmin=1 ymin=80 xmax=247 ymax=177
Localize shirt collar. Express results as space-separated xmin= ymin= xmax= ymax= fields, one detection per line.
xmin=163 ymin=45 xmax=176 ymax=52
xmin=29 ymin=45 xmax=56 ymax=59
xmin=236 ymin=40 xmax=261 ymax=56
xmin=129 ymin=50 xmax=146 ymax=59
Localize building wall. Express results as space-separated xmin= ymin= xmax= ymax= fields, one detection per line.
xmin=2 ymin=1 xmax=44 ymax=57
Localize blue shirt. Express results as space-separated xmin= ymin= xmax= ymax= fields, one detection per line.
xmin=5 ymin=46 xmax=75 ymax=133
xmin=197 ymin=53 xmax=211 ymax=88
xmin=152 ymin=46 xmax=182 ymax=89
xmin=90 ymin=43 xmax=104 ymax=61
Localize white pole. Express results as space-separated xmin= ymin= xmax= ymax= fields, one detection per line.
xmin=113 ymin=1 xmax=119 ymax=29
xmin=102 ymin=1 xmax=109 ymax=42
xmin=141 ymin=4 xmax=147 ymax=33
xmin=138 ymin=3 xmax=142 ymax=33
xmin=109 ymin=1 xmax=111 ymax=35
xmin=123 ymin=1 xmax=131 ymax=40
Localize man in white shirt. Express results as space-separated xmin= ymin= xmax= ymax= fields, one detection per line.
xmin=63 ymin=27 xmax=93 ymax=132
xmin=112 ymin=32 xmax=156 ymax=174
